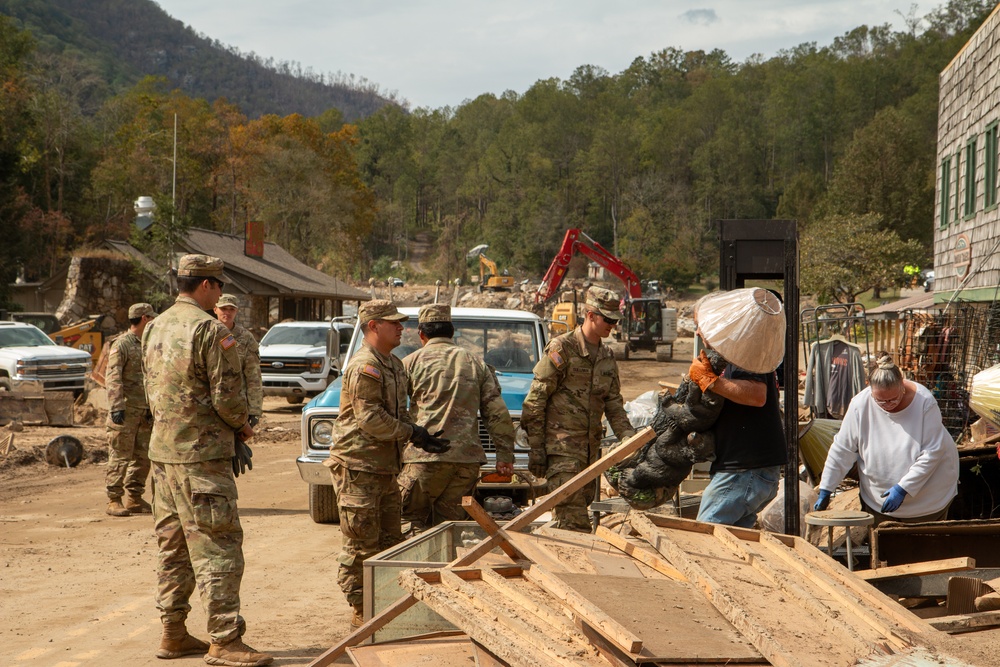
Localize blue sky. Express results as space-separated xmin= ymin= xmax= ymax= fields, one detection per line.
xmin=154 ymin=1 xmax=925 ymax=109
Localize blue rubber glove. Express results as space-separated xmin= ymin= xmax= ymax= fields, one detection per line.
xmin=813 ymin=489 xmax=832 ymax=511
xmin=880 ymin=484 xmax=907 ymax=513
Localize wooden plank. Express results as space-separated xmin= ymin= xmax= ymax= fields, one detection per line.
xmin=307 ymin=596 xmax=419 ymax=667
xmin=927 ymin=610 xmax=1000 ymax=634
xmin=461 ymin=496 xmax=524 ymax=560
xmin=595 ymin=526 xmax=686 ymax=582
xmin=711 ymin=526 xmax=887 ymax=655
xmin=398 ymin=569 xmax=590 ymax=667
xmin=858 ymin=557 xmax=977 ymax=581
xmin=479 ymin=567 xmax=576 ymax=630
xmin=502 ymin=531 xmax=572 ymax=572
xmin=314 ymin=427 xmax=655 ymax=664
xmin=523 ymin=565 xmax=643 ymax=653
xmin=437 ymin=569 xmax=603 ymax=667
xmin=454 ymin=427 xmax=655 ymax=565
xmin=471 ymin=641 xmax=509 ymax=667
xmin=558 ymin=573 xmax=764 ymax=663
xmin=627 ymin=513 xmax=798 ymax=667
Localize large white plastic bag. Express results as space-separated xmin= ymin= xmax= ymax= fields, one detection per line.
xmin=696 ymin=288 xmax=785 ymax=374
xmin=970 ymin=364 xmax=1000 ymax=428
xmin=759 ymin=478 xmax=818 ymax=537
xmin=621 ymin=390 xmax=659 ymax=429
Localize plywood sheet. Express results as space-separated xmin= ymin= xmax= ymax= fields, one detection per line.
xmin=586 ymin=550 xmax=644 ymax=578
xmin=555 ymin=573 xmax=762 ymax=662
xmin=347 ymin=634 xmax=477 ymax=666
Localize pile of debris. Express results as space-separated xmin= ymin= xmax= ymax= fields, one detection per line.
xmin=308 ymin=428 xmax=995 ymax=667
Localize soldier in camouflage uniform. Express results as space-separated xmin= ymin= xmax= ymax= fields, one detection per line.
xmin=324 ymin=300 xmax=449 ymax=628
xmin=521 ymin=287 xmax=635 ymax=532
xmin=105 ymin=302 xmax=157 ymax=517
xmin=214 ymin=294 xmax=263 ymax=428
xmin=142 ymin=254 xmax=272 ymax=666
xmin=400 ymin=304 xmax=515 ymax=535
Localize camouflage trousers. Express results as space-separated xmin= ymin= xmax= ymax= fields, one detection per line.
xmin=546 ymin=455 xmax=596 ymax=533
xmin=152 ymin=459 xmax=244 ymax=644
xmin=105 ymin=409 xmax=152 ymax=500
xmin=398 ymin=462 xmax=480 ymax=535
xmin=329 ymin=464 xmax=403 ymax=608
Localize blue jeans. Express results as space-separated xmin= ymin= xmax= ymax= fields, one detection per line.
xmin=696 ymin=466 xmax=781 ymax=528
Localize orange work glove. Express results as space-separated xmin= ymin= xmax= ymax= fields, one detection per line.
xmin=688 ymin=350 xmax=719 ymax=392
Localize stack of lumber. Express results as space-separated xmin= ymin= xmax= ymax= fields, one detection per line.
xmin=310 ymin=428 xmax=983 ymax=667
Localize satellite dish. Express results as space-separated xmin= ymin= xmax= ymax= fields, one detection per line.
xmin=467 ymin=244 xmax=489 ymax=259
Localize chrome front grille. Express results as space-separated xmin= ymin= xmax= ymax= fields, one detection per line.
xmin=260 ymin=358 xmax=311 ymax=375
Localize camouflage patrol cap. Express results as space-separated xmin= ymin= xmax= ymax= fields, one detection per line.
xmin=216 ymin=294 xmax=240 ymax=309
xmin=128 ymin=302 xmax=157 ymax=319
xmin=418 ymin=303 xmax=451 ymax=323
xmin=585 ymin=287 xmax=621 ymax=321
xmin=176 ymin=254 xmax=224 ymax=278
xmin=358 ymin=299 xmax=408 ymax=323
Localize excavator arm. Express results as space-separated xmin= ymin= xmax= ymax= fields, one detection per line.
xmin=535 ymin=229 xmax=642 ymax=304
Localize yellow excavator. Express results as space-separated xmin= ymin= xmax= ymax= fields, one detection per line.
xmin=478 ymin=255 xmax=516 ymax=291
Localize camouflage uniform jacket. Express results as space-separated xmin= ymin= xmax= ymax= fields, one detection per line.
xmin=521 ymin=326 xmax=633 ymax=464
xmin=231 ymin=323 xmax=263 ymax=417
xmin=402 ymin=337 xmax=515 ymax=465
xmin=142 ymin=295 xmax=248 ymax=464
xmin=106 ymin=331 xmax=147 ymax=413
xmin=324 ymin=341 xmax=414 ymax=475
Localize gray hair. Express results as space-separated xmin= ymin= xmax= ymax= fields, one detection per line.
xmin=867 ymin=352 xmax=903 ymax=390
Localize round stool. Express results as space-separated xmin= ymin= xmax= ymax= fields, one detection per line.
xmin=805 ymin=509 xmax=873 ymax=571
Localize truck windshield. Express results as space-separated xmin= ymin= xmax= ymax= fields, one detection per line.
xmin=377 ymin=319 xmax=539 ymax=373
xmin=260 ymin=326 xmax=328 ymax=347
xmin=0 ymin=326 xmax=56 ymax=347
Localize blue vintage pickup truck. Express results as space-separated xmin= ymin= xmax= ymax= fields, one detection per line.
xmin=296 ymin=306 xmax=548 ymax=523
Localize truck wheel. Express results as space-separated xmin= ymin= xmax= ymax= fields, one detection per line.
xmin=656 ymin=345 xmax=674 ymax=362
xmin=623 ymin=344 xmax=630 ymax=361
xmin=309 ymin=484 xmax=339 ymax=524
xmin=0 ymin=377 xmax=10 ymax=392
xmin=286 ymin=396 xmax=304 ymax=405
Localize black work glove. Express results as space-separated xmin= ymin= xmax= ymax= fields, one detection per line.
xmin=248 ymin=414 xmax=260 ymax=428
xmin=111 ymin=410 xmax=126 ymax=425
xmin=410 ymin=424 xmax=451 ymax=454
xmin=232 ymin=439 xmax=254 ymax=477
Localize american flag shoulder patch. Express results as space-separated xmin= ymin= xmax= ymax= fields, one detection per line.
xmin=548 ymin=350 xmax=564 ymax=368
xmin=361 ymin=364 xmax=381 ymax=379
xmin=220 ymin=334 xmax=237 ymax=350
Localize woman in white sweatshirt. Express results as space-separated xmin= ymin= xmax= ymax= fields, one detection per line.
xmin=814 ymin=352 xmax=959 ymax=525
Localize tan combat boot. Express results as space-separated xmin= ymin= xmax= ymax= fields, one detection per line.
xmin=350 ymin=604 xmax=364 ymax=628
xmin=106 ymin=499 xmax=131 ymax=517
xmin=155 ymin=620 xmax=209 ymax=659
xmin=125 ymin=494 xmax=152 ymax=514
xmin=204 ymin=637 xmax=273 ymax=666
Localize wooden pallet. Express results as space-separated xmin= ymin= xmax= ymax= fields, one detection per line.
xmin=626 ymin=514 xmax=974 ymax=667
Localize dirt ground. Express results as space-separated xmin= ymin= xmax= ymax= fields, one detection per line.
xmin=0 ymin=344 xmax=689 ymax=667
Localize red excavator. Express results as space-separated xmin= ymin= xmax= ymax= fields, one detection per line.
xmin=535 ymin=229 xmax=675 ymax=361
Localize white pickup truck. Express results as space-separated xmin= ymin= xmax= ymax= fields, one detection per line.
xmin=259 ymin=321 xmax=353 ymax=404
xmin=0 ymin=321 xmax=92 ymax=397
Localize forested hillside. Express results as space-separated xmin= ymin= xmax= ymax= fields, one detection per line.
xmin=0 ymin=0 xmax=394 ymax=119
xmin=0 ymin=0 xmax=995 ymax=309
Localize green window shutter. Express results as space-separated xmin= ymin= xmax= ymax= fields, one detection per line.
xmin=941 ymin=157 xmax=951 ymax=227
xmin=985 ymin=122 xmax=999 ymax=210
xmin=965 ymin=137 xmax=978 ymax=219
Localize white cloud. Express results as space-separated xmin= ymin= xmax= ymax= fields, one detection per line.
xmin=155 ymin=0 xmax=921 ymax=109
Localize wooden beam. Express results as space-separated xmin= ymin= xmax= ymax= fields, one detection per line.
xmin=452 ymin=427 xmax=655 ymax=566
xmin=857 ymin=557 xmax=977 ymax=582
xmin=479 ymin=567 xmax=577 ymax=630
xmin=628 ymin=512 xmax=806 ymax=667
xmin=711 ymin=526 xmax=885 ymax=655
xmin=312 ymin=427 xmax=654 ymax=663
xmin=594 ymin=526 xmax=686 ymax=582
xmin=461 ymin=496 xmax=524 ymax=560
xmin=306 ymin=595 xmax=418 ymax=667
xmin=928 ymin=610 xmax=1000 ymax=634
xmin=438 ymin=569 xmax=600 ymax=667
xmin=523 ymin=563 xmax=644 ymax=654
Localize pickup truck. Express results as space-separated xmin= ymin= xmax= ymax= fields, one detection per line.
xmin=0 ymin=321 xmax=92 ymax=397
xmin=296 ymin=307 xmax=548 ymax=523
xmin=259 ymin=321 xmax=353 ymax=404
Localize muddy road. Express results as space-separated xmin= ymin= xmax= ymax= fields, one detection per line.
xmin=0 ymin=345 xmax=690 ymax=667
